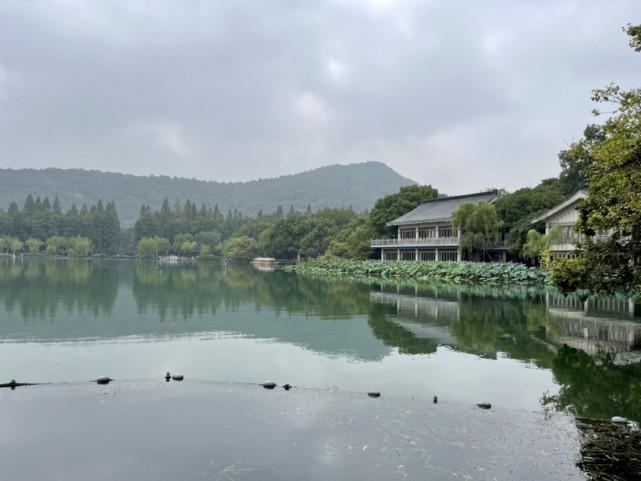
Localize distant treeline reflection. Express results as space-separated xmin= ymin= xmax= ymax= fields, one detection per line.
xmin=2 ymin=259 xmax=640 ymax=421
xmin=0 ymin=258 xmax=117 ymax=316
xmin=134 ymin=261 xmax=376 ymax=321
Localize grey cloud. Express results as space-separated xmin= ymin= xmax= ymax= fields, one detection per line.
xmin=0 ymin=0 xmax=639 ymax=194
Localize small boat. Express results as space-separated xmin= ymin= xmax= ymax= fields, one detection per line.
xmin=251 ymin=257 xmax=278 ymax=266
xmin=251 ymin=257 xmax=279 ymax=271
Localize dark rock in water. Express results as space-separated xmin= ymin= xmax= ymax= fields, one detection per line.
xmin=433 ymin=395 xmax=438 ymax=404
xmin=367 ymin=391 xmax=381 ymax=398
xmin=172 ymin=374 xmax=184 ymax=381
xmin=0 ymin=380 xmax=35 ymax=390
xmin=165 ymin=372 xmax=171 ymax=382
xmin=477 ymin=403 xmax=491 ymax=410
xmin=262 ymin=382 xmax=276 ymax=389
xmin=282 ymin=384 xmax=292 ymax=391
xmin=96 ymin=377 xmax=112 ymax=385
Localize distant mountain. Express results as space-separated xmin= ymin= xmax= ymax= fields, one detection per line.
xmin=0 ymin=162 xmax=416 ymax=226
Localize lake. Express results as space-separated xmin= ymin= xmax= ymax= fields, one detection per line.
xmin=1 ymin=257 xmax=640 ymax=422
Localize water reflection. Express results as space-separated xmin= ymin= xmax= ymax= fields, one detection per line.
xmin=370 ymin=282 xmax=557 ymax=367
xmin=0 ymin=258 xmax=118 ymax=318
xmin=544 ymin=293 xmax=640 ymax=356
xmin=368 ymin=280 xmax=641 ymax=421
xmin=0 ymin=259 xmax=639 ymax=421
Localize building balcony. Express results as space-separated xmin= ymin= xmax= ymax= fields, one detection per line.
xmin=370 ymin=238 xmax=508 ymax=249
xmin=370 ymin=237 xmax=460 ymax=247
xmin=548 ymin=234 xmax=609 ymax=253
xmin=548 ymin=243 xmax=580 ymax=253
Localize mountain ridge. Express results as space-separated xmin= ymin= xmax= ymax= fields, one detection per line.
xmin=0 ymin=162 xmax=416 ymax=226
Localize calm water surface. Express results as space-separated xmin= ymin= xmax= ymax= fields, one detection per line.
xmin=1 ymin=258 xmax=640 ymax=421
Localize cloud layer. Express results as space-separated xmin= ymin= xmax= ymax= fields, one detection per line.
xmin=0 ymin=0 xmax=639 ymax=194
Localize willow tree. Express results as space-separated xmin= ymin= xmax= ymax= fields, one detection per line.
xmin=552 ymin=24 xmax=641 ymax=296
xmin=522 ymin=225 xmax=563 ymax=267
xmin=451 ymin=201 xmax=502 ymax=262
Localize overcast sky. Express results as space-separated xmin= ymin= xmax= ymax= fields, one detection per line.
xmin=0 ymin=1 xmax=639 ymax=195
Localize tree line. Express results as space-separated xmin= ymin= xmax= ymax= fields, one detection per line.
xmin=0 ymin=194 xmax=120 ymax=256
xmin=133 ymin=197 xmax=375 ymax=261
xmin=0 ymin=157 xmax=599 ymax=264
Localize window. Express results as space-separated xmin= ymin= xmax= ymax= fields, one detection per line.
xmin=439 ymin=226 xmax=453 ymax=237
xmin=400 ymin=229 xmax=415 ymax=239
xmin=418 ymin=227 xmax=436 ymax=238
xmin=439 ymin=251 xmax=457 ymax=262
xmin=384 ymin=251 xmax=398 ymax=261
xmin=401 ymin=250 xmax=416 ymax=261
xmin=419 ymin=251 xmax=435 ymax=261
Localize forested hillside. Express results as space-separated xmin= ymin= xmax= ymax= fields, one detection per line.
xmin=0 ymin=162 xmax=415 ymax=226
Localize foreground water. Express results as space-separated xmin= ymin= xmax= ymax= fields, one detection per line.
xmin=1 ymin=258 xmax=640 ymax=422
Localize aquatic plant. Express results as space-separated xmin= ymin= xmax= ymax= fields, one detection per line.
xmin=286 ymin=259 xmax=550 ymax=285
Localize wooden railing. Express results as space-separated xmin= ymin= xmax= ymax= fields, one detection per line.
xmin=370 ymin=238 xmax=508 ymax=248
xmin=370 ymin=237 xmax=460 ymax=246
xmin=548 ymin=234 xmax=610 ymax=253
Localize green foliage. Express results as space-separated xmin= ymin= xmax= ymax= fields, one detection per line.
xmin=289 ymin=259 xmax=549 ymax=285
xmin=552 ymin=238 xmax=638 ymax=295
xmin=494 ymin=182 xmax=565 ymax=259
xmin=522 ymin=226 xmax=564 ymax=265
xmin=195 ymin=231 xmax=222 ymax=250
xmin=0 ymin=194 xmax=120 ymax=254
xmin=223 ymin=236 xmax=257 ymax=261
xmin=173 ymin=233 xmax=194 ymax=253
xmin=552 ymin=24 xmax=641 ymax=296
xmin=43 ymin=235 xmax=93 ymax=256
xmin=0 ymin=235 xmax=24 ymax=254
xmin=625 ymin=22 xmax=641 ymax=52
xmin=324 ymin=241 xmax=350 ymax=259
xmin=368 ymin=185 xmax=440 ymax=237
xmin=46 ymin=236 xmax=71 ymax=255
xmin=251 ymin=208 xmax=366 ymax=260
xmin=558 ymin=124 xmax=606 ymax=196
xmin=136 ymin=236 xmax=173 ymax=258
xmin=25 ymin=238 xmax=43 ymax=253
xmin=134 ymin=199 xmax=227 ymax=245
xmin=69 ymin=236 xmax=94 ymax=257
xmin=451 ymin=201 xmax=502 ymax=261
xmin=346 ymin=224 xmax=374 ymax=260
xmin=155 ymin=237 xmax=171 ymax=256
xmin=522 ymin=230 xmax=545 ymax=262
xmin=137 ymin=238 xmax=159 ymax=259
xmin=299 ymin=219 xmax=338 ymax=257
xmin=258 ymin=215 xmax=304 ymax=259
xmin=180 ymin=240 xmax=198 ymax=255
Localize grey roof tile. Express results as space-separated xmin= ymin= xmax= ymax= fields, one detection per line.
xmin=387 ymin=191 xmax=498 ymax=226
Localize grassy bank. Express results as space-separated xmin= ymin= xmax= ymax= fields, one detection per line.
xmin=286 ymin=259 xmax=550 ymax=285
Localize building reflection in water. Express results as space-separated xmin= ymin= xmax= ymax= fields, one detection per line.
xmin=369 ymin=284 xmax=461 ymax=349
xmin=369 ymin=282 xmax=641 ymax=363
xmin=544 ymin=293 xmax=641 ymax=360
